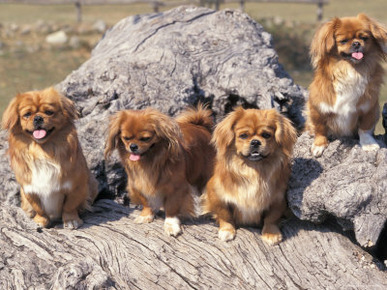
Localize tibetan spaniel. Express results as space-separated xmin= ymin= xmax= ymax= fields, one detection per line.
xmin=2 ymin=87 xmax=98 ymax=229
xmin=105 ymin=105 xmax=215 ymax=236
xmin=202 ymin=107 xmax=297 ymax=245
xmin=307 ymin=13 xmax=387 ymax=157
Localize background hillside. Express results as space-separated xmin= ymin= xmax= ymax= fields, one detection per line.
xmin=0 ymin=0 xmax=386 ymax=132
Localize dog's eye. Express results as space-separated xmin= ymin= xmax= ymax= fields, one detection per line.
xmin=340 ymin=39 xmax=348 ymax=44
xmin=23 ymin=112 xmax=32 ymax=118
xmin=140 ymin=137 xmax=151 ymax=142
xmin=45 ymin=110 xmax=54 ymax=116
xmin=360 ymin=36 xmax=368 ymax=41
xmin=123 ymin=136 xmax=131 ymax=141
xmin=261 ymin=132 xmax=271 ymax=139
xmin=239 ymin=133 xmax=249 ymax=139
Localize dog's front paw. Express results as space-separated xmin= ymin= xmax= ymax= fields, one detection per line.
xmin=33 ymin=214 xmax=50 ymax=228
xmin=134 ymin=214 xmax=154 ymax=224
xmin=218 ymin=226 xmax=236 ymax=242
xmin=63 ymin=218 xmax=83 ymax=230
xmin=360 ymin=136 xmax=380 ymax=151
xmin=359 ymin=130 xmax=380 ymax=151
xmin=361 ymin=143 xmax=380 ymax=151
xmin=62 ymin=211 xmax=83 ymax=229
xmin=311 ymin=143 xmax=327 ymax=157
xmin=262 ymin=224 xmax=282 ymax=245
xmin=164 ymin=217 xmax=181 ymax=237
xmin=261 ymin=232 xmax=283 ymax=245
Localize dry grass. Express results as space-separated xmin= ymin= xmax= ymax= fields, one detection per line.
xmin=0 ymin=49 xmax=89 ymax=111
xmin=0 ymin=1 xmax=386 ymax=132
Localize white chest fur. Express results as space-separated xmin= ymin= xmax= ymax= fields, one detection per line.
xmin=219 ymin=166 xmax=272 ymax=223
xmin=319 ymin=65 xmax=369 ymax=135
xmin=23 ymin=158 xmax=72 ymax=219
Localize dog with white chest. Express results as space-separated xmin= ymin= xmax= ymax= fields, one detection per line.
xmin=307 ymin=13 xmax=387 ymax=157
xmin=2 ymin=87 xmax=98 ymax=229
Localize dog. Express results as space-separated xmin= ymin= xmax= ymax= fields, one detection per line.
xmin=202 ymin=107 xmax=297 ymax=245
xmin=307 ymin=13 xmax=387 ymax=157
xmin=104 ymin=105 xmax=215 ymax=236
xmin=2 ymin=87 xmax=98 ymax=229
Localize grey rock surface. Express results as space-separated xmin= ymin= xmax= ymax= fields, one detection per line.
xmin=288 ymin=133 xmax=387 ymax=248
xmin=59 ymin=6 xmax=305 ymax=124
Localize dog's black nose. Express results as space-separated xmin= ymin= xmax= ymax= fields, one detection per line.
xmin=352 ymin=41 xmax=361 ymax=49
xmin=130 ymin=144 xmax=138 ymax=152
xmin=33 ymin=115 xmax=44 ymax=127
xmin=250 ymin=139 xmax=261 ymax=148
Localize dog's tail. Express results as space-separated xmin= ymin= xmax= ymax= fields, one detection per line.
xmin=175 ymin=103 xmax=213 ymax=132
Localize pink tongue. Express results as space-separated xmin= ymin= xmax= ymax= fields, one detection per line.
xmin=33 ymin=130 xmax=47 ymax=139
xmin=352 ymin=52 xmax=364 ymax=60
xmin=129 ymin=154 xmax=141 ymax=161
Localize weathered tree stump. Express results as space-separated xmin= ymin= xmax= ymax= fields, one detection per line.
xmin=1 ymin=200 xmax=386 ymax=289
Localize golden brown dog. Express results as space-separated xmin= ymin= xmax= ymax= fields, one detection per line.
xmin=2 ymin=87 xmax=98 ymax=229
xmin=307 ymin=13 xmax=387 ymax=157
xmin=202 ymin=107 xmax=297 ymax=244
xmin=105 ymin=105 xmax=215 ymax=236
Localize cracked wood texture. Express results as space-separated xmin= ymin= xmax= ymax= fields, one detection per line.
xmin=1 ymin=200 xmax=386 ymax=289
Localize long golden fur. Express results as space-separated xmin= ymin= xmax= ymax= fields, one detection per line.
xmin=202 ymin=107 xmax=297 ymax=245
xmin=2 ymin=87 xmax=98 ymax=229
xmin=105 ymin=105 xmax=215 ymax=236
xmin=307 ymin=13 xmax=387 ymax=157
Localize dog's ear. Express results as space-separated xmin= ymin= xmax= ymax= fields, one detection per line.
xmin=310 ymin=18 xmax=339 ymax=68
xmin=149 ymin=109 xmax=182 ymax=158
xmin=2 ymin=95 xmax=20 ymax=130
xmin=56 ymin=90 xmax=78 ymax=121
xmin=105 ymin=111 xmax=124 ymax=159
xmin=358 ymin=13 xmax=387 ymax=55
xmin=273 ymin=110 xmax=297 ymax=158
xmin=212 ymin=107 xmax=244 ymax=157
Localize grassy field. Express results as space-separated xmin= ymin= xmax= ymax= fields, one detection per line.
xmin=0 ymin=0 xmax=386 ymax=132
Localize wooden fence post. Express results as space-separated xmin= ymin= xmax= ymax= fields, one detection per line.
xmin=239 ymin=0 xmax=245 ymax=11
xmin=75 ymin=0 xmax=82 ymax=23
xmin=215 ymin=0 xmax=220 ymax=10
xmin=317 ymin=1 xmax=323 ymax=21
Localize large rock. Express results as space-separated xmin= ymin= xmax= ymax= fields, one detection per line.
xmin=59 ymin=6 xmax=305 ymax=123
xmin=288 ymin=133 xmax=387 ymax=248
xmin=55 ymin=5 xmax=306 ymax=199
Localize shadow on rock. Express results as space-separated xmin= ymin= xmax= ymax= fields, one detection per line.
xmin=287 ymin=157 xmax=323 ymax=217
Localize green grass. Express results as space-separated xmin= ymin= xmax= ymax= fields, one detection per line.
xmin=0 ymin=1 xmax=386 ymax=132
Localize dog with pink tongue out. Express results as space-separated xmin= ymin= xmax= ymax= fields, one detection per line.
xmin=2 ymin=87 xmax=98 ymax=229
xmin=105 ymin=105 xmax=215 ymax=236
xmin=306 ymin=13 xmax=387 ymax=157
